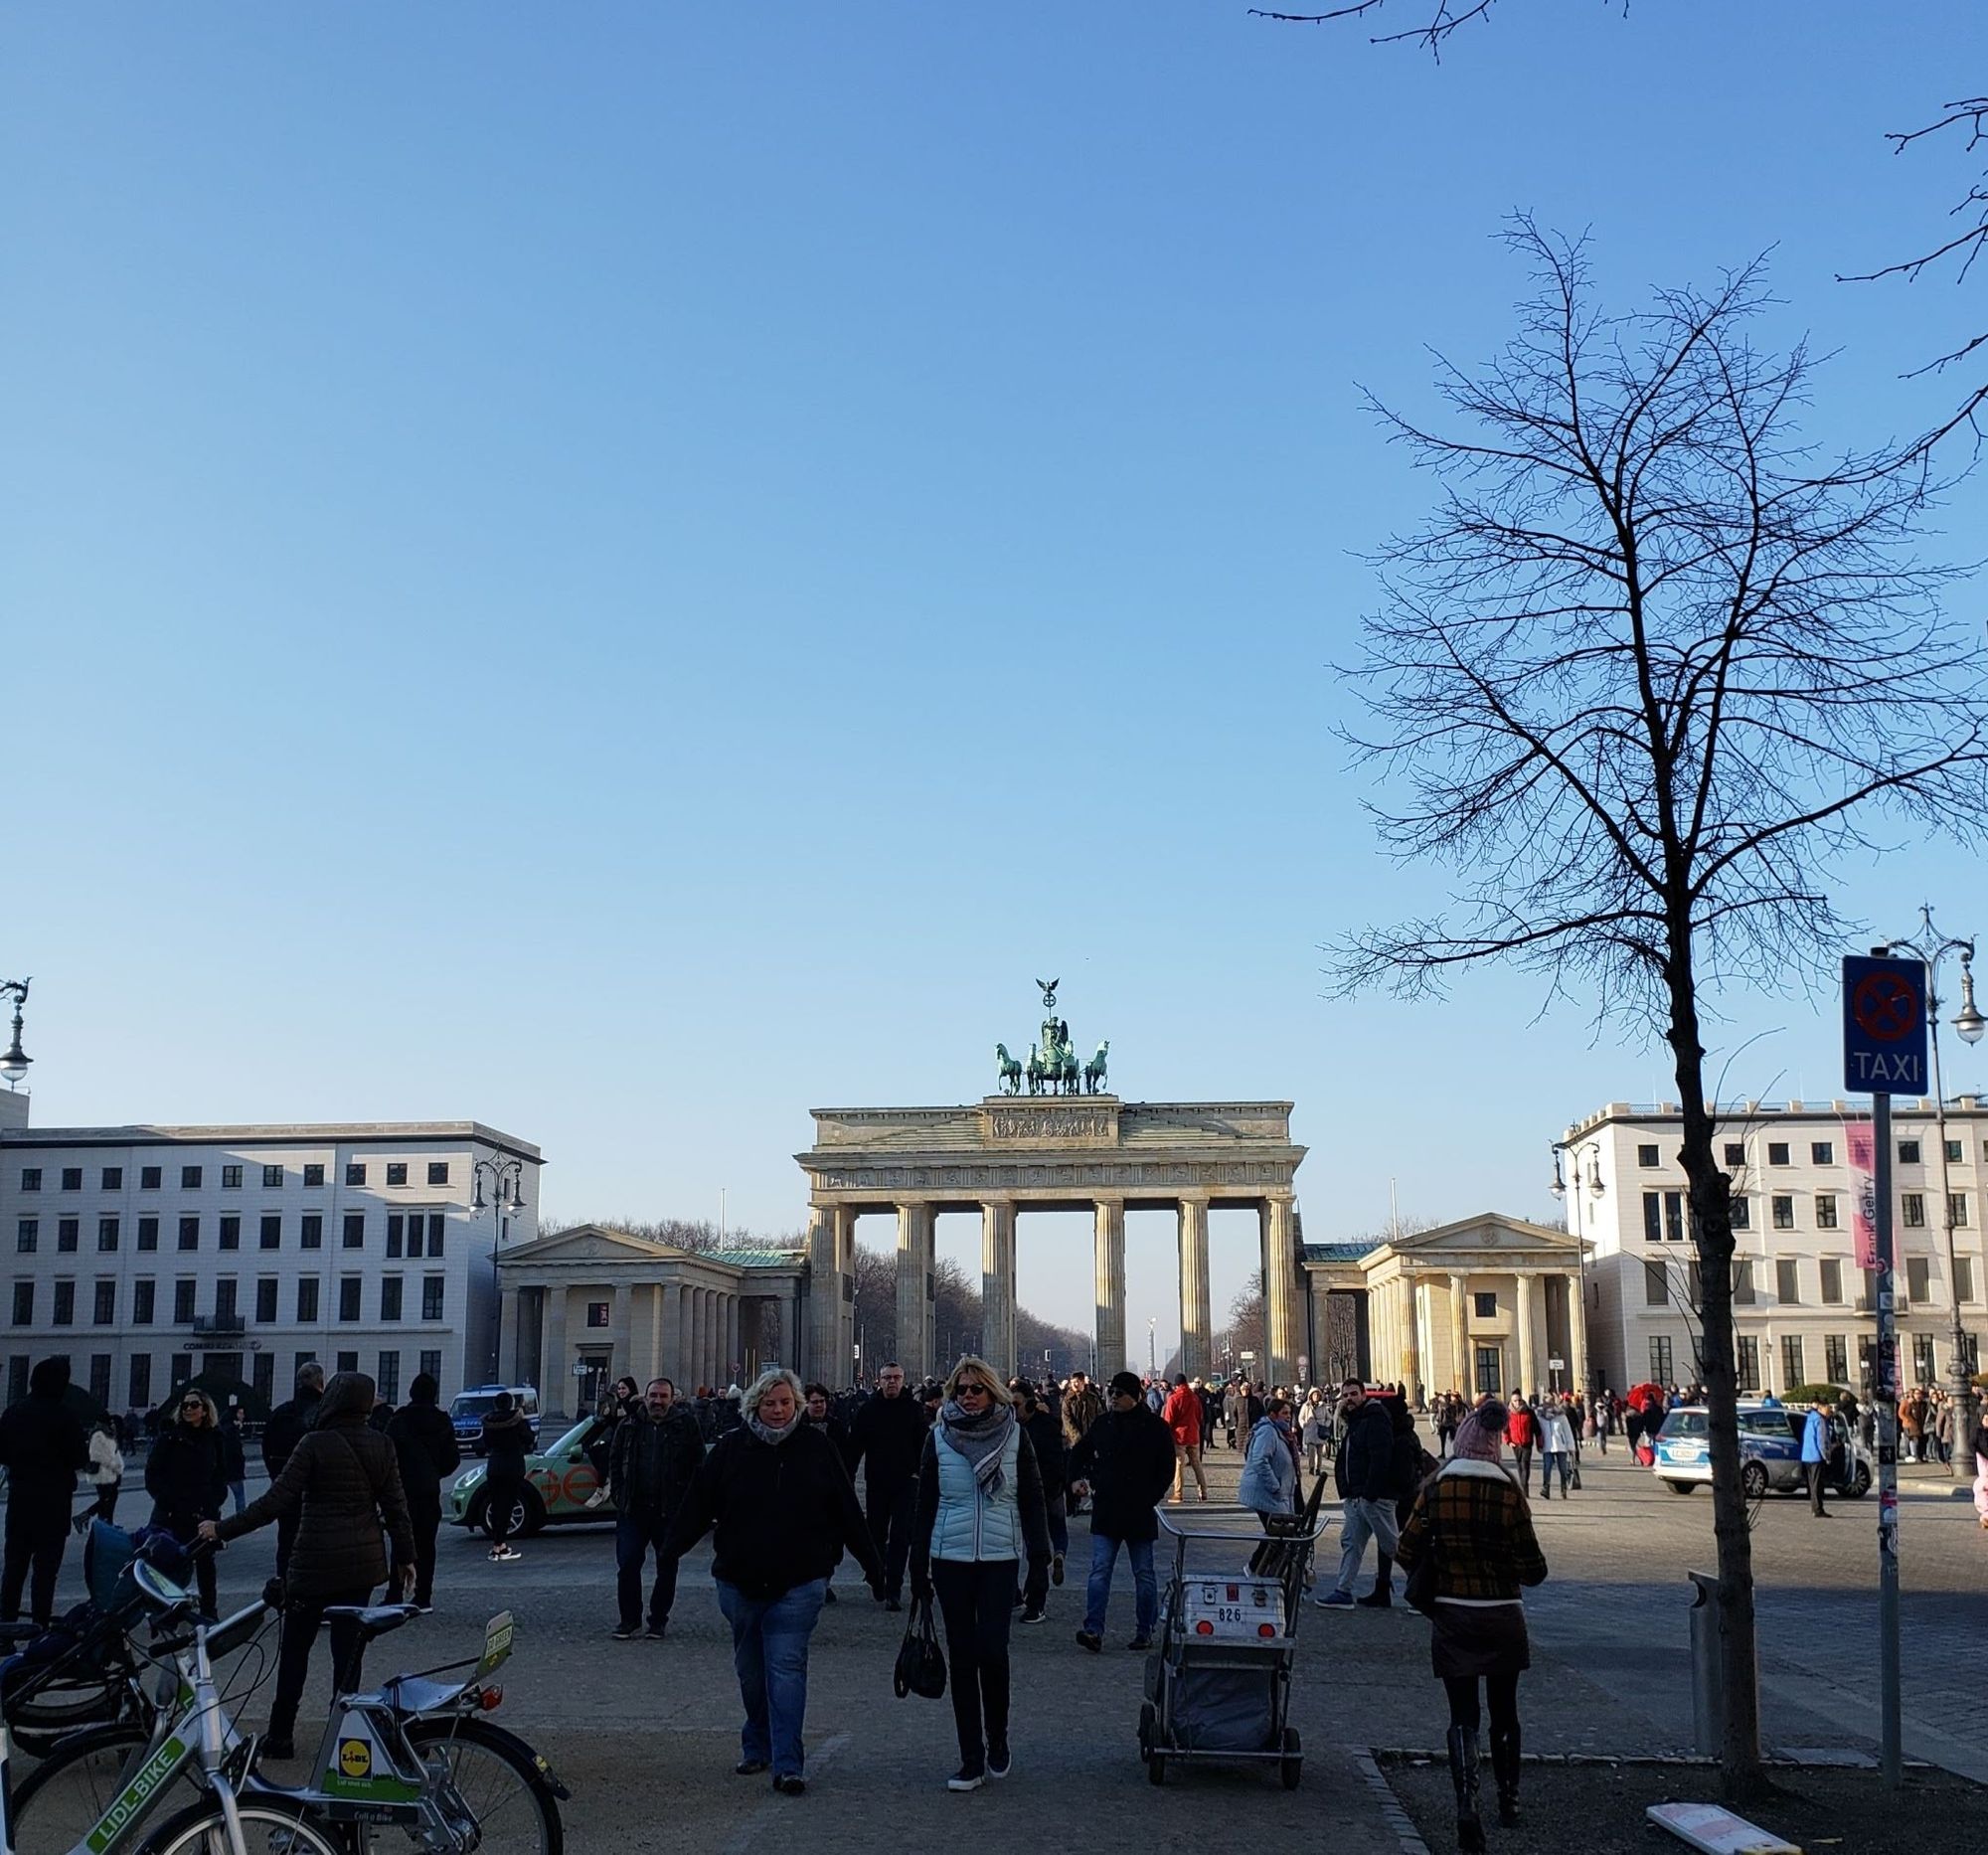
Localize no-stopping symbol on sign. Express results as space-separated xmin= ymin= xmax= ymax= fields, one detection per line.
xmin=1842 ymin=954 xmax=1927 ymax=1094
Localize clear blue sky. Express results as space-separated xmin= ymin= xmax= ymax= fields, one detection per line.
xmin=8 ymin=4 xmax=1988 ymax=1354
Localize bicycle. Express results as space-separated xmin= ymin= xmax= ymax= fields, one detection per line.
xmin=8 ymin=1555 xmax=567 ymax=1854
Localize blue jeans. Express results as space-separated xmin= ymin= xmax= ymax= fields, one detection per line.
xmin=715 ymin=1579 xmax=826 ymax=1778
xmin=1081 ymin=1533 xmax=1156 ymax=1638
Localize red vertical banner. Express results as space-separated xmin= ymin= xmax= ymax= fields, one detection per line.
xmin=1845 ymin=1118 xmax=1878 ymax=1268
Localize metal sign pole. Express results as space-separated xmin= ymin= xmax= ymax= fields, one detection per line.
xmin=1873 ymin=1090 xmax=1902 ymax=1787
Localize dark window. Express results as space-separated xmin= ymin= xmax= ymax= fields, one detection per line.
xmin=88 ymin=1354 xmax=111 ymax=1409
xmin=342 ymin=1214 xmax=365 ymax=1250
xmin=376 ymin=1350 xmax=401 ymax=1403
xmin=1899 ymin=1140 xmax=1921 ymax=1165
xmin=178 ymin=1216 xmax=199 ymax=1252
xmin=1737 ymin=1335 xmax=1760 ymax=1388
xmin=57 ymin=1219 xmax=78 ymax=1253
xmin=1906 ymin=1256 xmax=1931 ymax=1303
xmin=1724 ymin=1143 xmax=1744 ymax=1167
xmin=1771 ymin=1195 xmax=1795 ymax=1230
xmin=425 ymin=1215 xmax=443 ymax=1257
xmin=221 ymin=1165 xmax=242 ymax=1189
xmin=1903 ymin=1193 xmax=1926 ymax=1229
xmin=419 ymin=1349 xmax=441 ymax=1384
xmin=214 ymin=1278 xmax=238 ymax=1322
xmin=345 ymin=1163 xmax=366 ymax=1187
xmin=1820 ymin=1258 xmax=1844 ymax=1304
xmin=180 ymin=1166 xmax=201 ymax=1190
xmin=1815 ymin=1194 xmax=1838 ymax=1230
xmin=386 ymin=1216 xmax=403 ymax=1260
xmin=1734 ymin=1260 xmax=1754 ymax=1305
xmin=259 ymin=1215 xmax=280 ymax=1250
xmin=1776 ymin=1259 xmax=1799 ymax=1303
xmin=1472 ymin=1291 xmax=1496 ymax=1319
xmin=300 ymin=1214 xmax=322 ymax=1251
xmin=252 ymin=1354 xmax=274 ymax=1404
xmin=1644 ymin=1262 xmax=1668 ymax=1307
xmin=585 ymin=1301 xmax=610 ymax=1328
xmin=169 ymin=1352 xmax=192 ymax=1386
xmin=91 ymin=1281 xmax=114 ymax=1325
xmin=1946 ymin=1139 xmax=1965 ymax=1164
xmin=421 ymin=1276 xmax=444 ymax=1321
xmin=297 ymin=1278 xmax=320 ymax=1322
xmin=1642 ymin=1193 xmax=1663 ymax=1242
xmin=17 ymin=1169 xmax=39 ymax=1193
xmin=15 ymin=1220 xmax=35 ymax=1255
xmin=52 ymin=1282 xmax=74 ymax=1326
xmin=1650 ymin=1336 xmax=1674 ymax=1383
xmin=1957 ymin=1257 xmax=1976 ymax=1303
xmin=1825 ymin=1334 xmax=1849 ymax=1384
xmin=173 ymin=1280 xmax=196 ymax=1323
xmin=60 ymin=1168 xmax=82 ymax=1192
xmin=303 ymin=1164 xmax=324 ymax=1188
xmin=405 ymin=1216 xmax=422 ymax=1259
xmin=1766 ymin=1142 xmax=1790 ymax=1166
xmin=1730 ymin=1196 xmax=1750 ymax=1230
xmin=218 ymin=1215 xmax=240 ymax=1252
xmin=136 ymin=1217 xmax=158 ymax=1252
xmin=1637 ymin=1144 xmax=1660 ymax=1168
xmin=381 ymin=1276 xmax=404 ymax=1322
xmin=97 ymin=1218 xmax=118 ymax=1253
xmin=99 ymin=1167 xmax=122 ymax=1190
xmin=6 ymin=1358 xmax=24 ymax=1403
xmin=1950 ymin=1193 xmax=1971 ymax=1228
xmin=1811 ymin=1141 xmax=1834 ymax=1165
xmin=255 ymin=1278 xmax=278 ymax=1323
xmin=426 ymin=1162 xmax=449 ymax=1187
xmin=386 ymin=1163 xmax=408 ymax=1187
xmin=9 ymin=1283 xmax=30 ymax=1326
xmin=132 ymin=1279 xmax=155 ymax=1324
xmin=1780 ymin=1334 xmax=1805 ymax=1390
xmin=336 ymin=1351 xmax=358 ymax=1374
xmin=338 ymin=1278 xmax=362 ymax=1322
xmin=261 ymin=1164 xmax=283 ymax=1188
xmin=140 ymin=1166 xmax=161 ymax=1190
xmin=129 ymin=1355 xmax=151 ymax=1408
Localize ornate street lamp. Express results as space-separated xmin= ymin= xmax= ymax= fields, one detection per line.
xmin=1885 ymin=905 xmax=1985 ymax=1479
xmin=1550 ymin=1138 xmax=1603 ymax=1396
xmin=0 ymin=979 xmax=30 ymax=1087
xmin=471 ymin=1156 xmax=527 ymax=1221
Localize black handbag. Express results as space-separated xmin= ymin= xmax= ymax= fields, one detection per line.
xmin=893 ymin=1598 xmax=947 ymax=1701
xmin=1404 ymin=1549 xmax=1439 ymax=1615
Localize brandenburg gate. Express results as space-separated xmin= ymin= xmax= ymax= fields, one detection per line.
xmin=794 ymin=1095 xmax=1309 ymax=1385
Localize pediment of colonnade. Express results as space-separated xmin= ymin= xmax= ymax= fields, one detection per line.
xmin=1359 ymin=1212 xmax=1587 ymax=1283
xmin=796 ymin=1098 xmax=1307 ymax=1206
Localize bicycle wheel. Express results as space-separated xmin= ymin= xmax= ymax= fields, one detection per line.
xmin=130 ymin=1797 xmax=344 ymax=1855
xmin=6 ymin=1670 xmax=129 ymax=1757
xmin=8 ymin=1722 xmax=150 ymax=1855
xmin=400 ymin=1715 xmax=564 ymax=1855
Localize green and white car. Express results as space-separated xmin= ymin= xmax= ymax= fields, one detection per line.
xmin=446 ymin=1416 xmax=617 ymax=1538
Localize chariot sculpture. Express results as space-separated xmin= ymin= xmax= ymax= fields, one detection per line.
xmin=994 ymin=980 xmax=1109 ymax=1096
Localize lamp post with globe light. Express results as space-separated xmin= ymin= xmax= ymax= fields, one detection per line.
xmin=1549 ymin=1138 xmax=1602 ymax=1397
xmin=1884 ymin=906 xmax=1987 ymax=1478
xmin=0 ymin=979 xmax=30 ymax=1089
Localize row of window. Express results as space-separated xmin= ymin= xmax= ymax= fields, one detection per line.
xmin=17 ymin=1161 xmax=453 ymax=1193
xmin=1638 ymin=1137 xmax=1979 ymax=1170
xmin=8 ymin=1273 xmax=448 ymax=1328
xmin=1644 ymin=1331 xmax=1979 ymax=1391
xmin=4 ymin=1348 xmax=447 ymax=1415
xmin=1641 ymin=1189 xmax=1967 ymax=1240
xmin=15 ymin=1212 xmax=447 ymax=1258
xmin=1642 ymin=1253 xmax=1975 ymax=1310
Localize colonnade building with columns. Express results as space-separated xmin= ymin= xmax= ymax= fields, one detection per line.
xmin=795 ymin=1096 xmax=1308 ymax=1386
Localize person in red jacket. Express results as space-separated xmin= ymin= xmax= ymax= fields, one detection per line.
xmin=1503 ymin=1396 xmax=1538 ymax=1490
xmin=1161 ymin=1375 xmax=1209 ymax=1502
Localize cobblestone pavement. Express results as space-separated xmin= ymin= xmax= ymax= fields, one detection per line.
xmin=49 ymin=1441 xmax=1983 ymax=1849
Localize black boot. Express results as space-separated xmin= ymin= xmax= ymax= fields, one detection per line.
xmin=1490 ymin=1720 xmax=1521 ymax=1826
xmin=1446 ymin=1724 xmax=1485 ymax=1852
xmin=1357 ymin=1553 xmax=1394 ymax=1606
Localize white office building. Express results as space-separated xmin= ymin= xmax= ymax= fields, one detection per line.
xmin=1562 ymin=1098 xmax=1986 ymax=1395
xmin=0 ymin=1111 xmax=543 ymax=1416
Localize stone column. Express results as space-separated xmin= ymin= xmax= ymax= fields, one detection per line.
xmin=806 ymin=1207 xmax=839 ymax=1385
xmin=1516 ymin=1273 xmax=1538 ymax=1396
xmin=981 ymin=1200 xmax=1017 ymax=1378
xmin=497 ymin=1287 xmax=521 ymax=1386
xmin=1177 ymin=1195 xmax=1212 ymax=1381
xmin=1569 ymin=1268 xmax=1589 ymax=1396
xmin=725 ymin=1293 xmax=742 ymax=1388
xmin=1093 ymin=1198 xmax=1126 ymax=1378
xmin=1402 ymin=1273 xmax=1422 ymax=1406
xmin=1448 ymin=1272 xmax=1469 ymax=1398
xmin=543 ymin=1287 xmax=571 ymax=1418
xmin=1262 ymin=1193 xmax=1300 ymax=1386
xmin=897 ymin=1203 xmax=935 ymax=1380
xmin=833 ymin=1206 xmax=857 ymax=1385
xmin=660 ymin=1282 xmax=684 ymax=1386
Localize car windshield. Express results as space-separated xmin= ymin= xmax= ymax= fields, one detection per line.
xmin=450 ymin=1394 xmax=506 ymax=1422
xmin=543 ymin=1419 xmax=596 ymax=1456
xmin=1658 ymin=1411 xmax=1709 ymax=1438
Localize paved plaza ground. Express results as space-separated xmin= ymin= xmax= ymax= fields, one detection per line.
xmin=48 ymin=1443 xmax=1988 ymax=1851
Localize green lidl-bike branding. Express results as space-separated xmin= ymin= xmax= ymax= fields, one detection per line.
xmin=85 ymin=1736 xmax=188 ymax=1852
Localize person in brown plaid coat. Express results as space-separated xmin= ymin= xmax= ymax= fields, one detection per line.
xmin=1396 ymin=1400 xmax=1548 ymax=1854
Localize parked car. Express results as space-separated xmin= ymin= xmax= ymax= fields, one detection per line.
xmin=449 ymin=1384 xmax=541 ymax=1455
xmin=1653 ymin=1403 xmax=1872 ymax=1500
xmin=446 ymin=1415 xmax=614 ymax=1539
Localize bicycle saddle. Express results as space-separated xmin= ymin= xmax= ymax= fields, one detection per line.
xmin=319 ymin=1604 xmax=416 ymax=1640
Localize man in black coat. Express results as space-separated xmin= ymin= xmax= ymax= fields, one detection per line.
xmin=387 ymin=1373 xmax=461 ymax=1610
xmin=606 ymin=1377 xmax=705 ymax=1639
xmin=1066 ymin=1371 xmax=1175 ymax=1653
xmin=844 ymin=1363 xmax=927 ymax=1609
xmin=1318 ymin=1380 xmax=1397 ymax=1608
xmin=261 ymin=1361 xmax=324 ymax=1580
xmin=0 ymin=1357 xmax=88 ymax=1623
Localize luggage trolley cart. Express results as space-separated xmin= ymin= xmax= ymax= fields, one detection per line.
xmin=1137 ymin=1505 xmax=1320 ymax=1789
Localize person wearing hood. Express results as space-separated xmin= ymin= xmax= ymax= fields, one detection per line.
xmin=0 ymin=1356 xmax=89 ymax=1624
xmin=387 ymin=1373 xmax=461 ymax=1609
xmin=1240 ymin=1397 xmax=1301 ymax=1521
xmin=663 ymin=1367 xmax=886 ymax=1795
xmin=205 ymin=1372 xmax=414 ymax=1762
xmin=478 ymin=1392 xmax=534 ymax=1563
xmin=1065 ymin=1371 xmax=1176 ymax=1653
xmin=607 ymin=1376 xmax=705 ymax=1640
xmin=146 ymin=1386 xmax=228 ymax=1615
xmin=261 ymin=1362 xmax=324 ymax=1580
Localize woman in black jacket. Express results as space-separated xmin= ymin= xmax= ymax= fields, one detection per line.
xmin=386 ymin=1374 xmax=461 ymax=1608
xmin=477 ymin=1394 xmax=533 ymax=1563
xmin=664 ymin=1369 xmax=886 ymax=1795
xmin=1358 ymin=1395 xmax=1431 ymax=1610
xmin=145 ymin=1388 xmax=228 ymax=1615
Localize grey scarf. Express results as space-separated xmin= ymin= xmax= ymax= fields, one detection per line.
xmin=746 ymin=1411 xmax=800 ymax=1447
xmin=940 ymin=1399 xmax=1016 ymax=1496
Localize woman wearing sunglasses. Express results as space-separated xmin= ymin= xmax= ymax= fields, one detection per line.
xmin=145 ymin=1388 xmax=228 ymax=1616
xmin=909 ymin=1357 xmax=1051 ymax=1792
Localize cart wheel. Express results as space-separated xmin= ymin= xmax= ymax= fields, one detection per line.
xmin=1280 ymin=1726 xmax=1302 ymax=1790
xmin=1138 ymin=1702 xmax=1156 ymax=1762
xmin=1146 ymin=1750 xmax=1167 ymax=1786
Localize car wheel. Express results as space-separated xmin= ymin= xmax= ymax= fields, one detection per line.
xmin=1847 ymin=1462 xmax=1872 ymax=1498
xmin=514 ymin=1487 xmax=548 ymax=1538
xmin=1663 ymin=1480 xmax=1697 ymax=1495
xmin=1740 ymin=1460 xmax=1769 ymax=1500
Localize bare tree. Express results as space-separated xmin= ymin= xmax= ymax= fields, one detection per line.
xmin=1332 ymin=220 xmax=1988 ymax=1794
